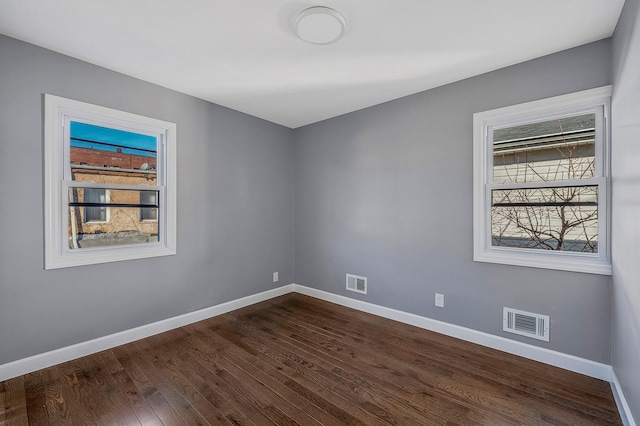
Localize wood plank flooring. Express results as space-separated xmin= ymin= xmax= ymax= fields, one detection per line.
xmin=0 ymin=293 xmax=622 ymax=425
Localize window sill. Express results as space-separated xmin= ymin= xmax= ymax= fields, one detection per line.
xmin=46 ymin=243 xmax=176 ymax=270
xmin=474 ymin=247 xmax=612 ymax=275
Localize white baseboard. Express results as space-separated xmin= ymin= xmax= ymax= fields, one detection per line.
xmin=292 ymin=284 xmax=613 ymax=381
xmin=2 ymin=283 xmax=630 ymax=422
xmin=0 ymin=282 xmax=617 ymax=389
xmin=611 ymin=370 xmax=637 ymax=426
xmin=0 ymin=285 xmax=295 ymax=382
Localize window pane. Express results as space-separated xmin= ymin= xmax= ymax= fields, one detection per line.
xmin=70 ymin=122 xmax=157 ymax=186
xmin=140 ymin=190 xmax=159 ymax=221
xmin=68 ymin=188 xmax=159 ymax=249
xmin=491 ymin=186 xmax=598 ymax=252
xmin=84 ymin=188 xmax=107 ymax=222
xmin=493 ymin=114 xmax=595 ymax=184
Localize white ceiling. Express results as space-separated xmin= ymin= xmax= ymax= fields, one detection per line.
xmin=0 ymin=1 xmax=625 ymax=128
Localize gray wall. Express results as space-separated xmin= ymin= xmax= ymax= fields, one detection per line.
xmin=0 ymin=31 xmax=624 ymax=375
xmin=294 ymin=40 xmax=613 ymax=362
xmin=0 ymin=35 xmax=294 ymax=365
xmin=612 ymin=0 xmax=640 ymax=420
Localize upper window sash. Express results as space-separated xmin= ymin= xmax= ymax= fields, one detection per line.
xmin=62 ymin=114 xmax=167 ymax=185
xmin=473 ymin=86 xmax=611 ymax=275
xmin=487 ymin=105 xmax=606 ymax=183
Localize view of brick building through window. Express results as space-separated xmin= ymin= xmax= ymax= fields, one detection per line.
xmin=68 ymin=123 xmax=159 ymax=249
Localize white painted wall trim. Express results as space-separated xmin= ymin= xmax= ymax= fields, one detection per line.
xmin=0 ymin=285 xmax=295 ymax=382
xmin=0 ymin=282 xmax=619 ymax=394
xmin=291 ymin=284 xmax=613 ymax=381
xmin=611 ymin=370 xmax=637 ymax=426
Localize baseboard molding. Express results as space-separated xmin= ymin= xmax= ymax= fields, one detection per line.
xmin=292 ymin=284 xmax=612 ymax=381
xmin=0 ymin=284 xmax=295 ymax=382
xmin=0 ymin=283 xmax=615 ymax=387
xmin=2 ymin=283 xmax=629 ymax=422
xmin=611 ymin=370 xmax=637 ymax=426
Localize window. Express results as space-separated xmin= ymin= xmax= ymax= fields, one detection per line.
xmin=84 ymin=188 xmax=109 ymax=222
xmin=473 ymin=87 xmax=611 ymax=275
xmin=140 ymin=190 xmax=158 ymax=221
xmin=45 ymin=95 xmax=176 ymax=269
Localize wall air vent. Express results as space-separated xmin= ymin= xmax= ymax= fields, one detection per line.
xmin=503 ymin=307 xmax=549 ymax=342
xmin=346 ymin=273 xmax=367 ymax=294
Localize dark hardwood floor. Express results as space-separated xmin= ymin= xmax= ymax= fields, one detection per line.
xmin=1 ymin=293 xmax=622 ymax=425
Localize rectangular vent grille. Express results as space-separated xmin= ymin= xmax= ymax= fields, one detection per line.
xmin=346 ymin=274 xmax=367 ymax=294
xmin=503 ymin=307 xmax=549 ymax=342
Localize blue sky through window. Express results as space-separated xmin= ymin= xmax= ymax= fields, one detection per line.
xmin=70 ymin=122 xmax=157 ymax=158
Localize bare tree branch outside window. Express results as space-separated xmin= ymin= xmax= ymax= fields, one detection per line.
xmin=491 ymin=114 xmax=598 ymax=253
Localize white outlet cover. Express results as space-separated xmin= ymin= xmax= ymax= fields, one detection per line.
xmin=273 ymin=272 xmax=278 ymax=282
xmin=435 ymin=293 xmax=445 ymax=308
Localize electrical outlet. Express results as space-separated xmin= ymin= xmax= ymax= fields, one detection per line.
xmin=435 ymin=293 xmax=445 ymax=308
xmin=273 ymin=272 xmax=278 ymax=282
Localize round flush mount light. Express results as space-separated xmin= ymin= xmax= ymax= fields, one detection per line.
xmin=294 ymin=6 xmax=346 ymax=45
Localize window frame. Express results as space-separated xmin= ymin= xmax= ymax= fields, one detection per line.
xmin=473 ymin=86 xmax=612 ymax=275
xmin=44 ymin=94 xmax=177 ymax=269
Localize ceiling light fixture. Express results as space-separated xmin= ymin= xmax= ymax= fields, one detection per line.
xmin=294 ymin=6 xmax=346 ymax=45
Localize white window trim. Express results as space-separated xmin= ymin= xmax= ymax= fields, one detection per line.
xmin=473 ymin=86 xmax=612 ymax=275
xmin=44 ymin=94 xmax=177 ymax=269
